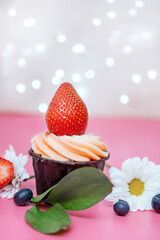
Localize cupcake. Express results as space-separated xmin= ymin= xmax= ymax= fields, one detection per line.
xmin=29 ymin=82 xmax=110 ymax=194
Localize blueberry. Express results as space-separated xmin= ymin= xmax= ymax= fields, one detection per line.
xmin=113 ymin=199 xmax=130 ymax=216
xmin=151 ymin=194 xmax=160 ymax=213
xmin=13 ymin=188 xmax=33 ymax=206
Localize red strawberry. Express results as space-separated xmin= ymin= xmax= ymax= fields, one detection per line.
xmin=0 ymin=158 xmax=14 ymax=189
xmin=45 ymin=82 xmax=88 ymax=136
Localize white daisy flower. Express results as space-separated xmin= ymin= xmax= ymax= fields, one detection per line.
xmin=0 ymin=145 xmax=29 ymax=199
xmin=105 ymin=157 xmax=160 ymax=212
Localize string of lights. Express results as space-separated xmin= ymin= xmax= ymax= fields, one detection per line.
xmin=0 ymin=0 xmax=159 ymax=117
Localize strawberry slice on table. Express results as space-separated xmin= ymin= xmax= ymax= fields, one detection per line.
xmin=45 ymin=82 xmax=88 ymax=136
xmin=0 ymin=158 xmax=14 ymax=189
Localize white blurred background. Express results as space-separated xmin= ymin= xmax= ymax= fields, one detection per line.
xmin=0 ymin=0 xmax=160 ymax=118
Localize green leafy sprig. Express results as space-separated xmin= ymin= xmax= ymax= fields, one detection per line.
xmin=25 ymin=167 xmax=112 ymax=234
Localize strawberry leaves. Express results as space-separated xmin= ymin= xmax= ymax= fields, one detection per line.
xmin=44 ymin=167 xmax=112 ymax=210
xmin=26 ymin=167 xmax=112 ymax=234
xmin=32 ymin=185 xmax=56 ymax=203
xmin=25 ymin=203 xmax=71 ymax=234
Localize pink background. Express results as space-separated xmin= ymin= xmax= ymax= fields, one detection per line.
xmin=0 ymin=114 xmax=160 ymax=240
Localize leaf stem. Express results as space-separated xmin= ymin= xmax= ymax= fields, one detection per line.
xmin=23 ymin=175 xmax=35 ymax=182
xmin=105 ymin=163 xmax=112 ymax=169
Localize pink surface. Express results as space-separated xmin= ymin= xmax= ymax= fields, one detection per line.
xmin=0 ymin=114 xmax=160 ymax=240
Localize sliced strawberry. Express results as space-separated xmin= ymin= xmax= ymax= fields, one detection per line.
xmin=45 ymin=82 xmax=88 ymax=136
xmin=0 ymin=158 xmax=14 ymax=189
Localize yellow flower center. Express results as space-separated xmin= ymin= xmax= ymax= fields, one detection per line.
xmin=128 ymin=178 xmax=144 ymax=196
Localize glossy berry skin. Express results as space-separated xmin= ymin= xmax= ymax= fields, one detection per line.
xmin=13 ymin=188 xmax=33 ymax=206
xmin=113 ymin=199 xmax=130 ymax=216
xmin=45 ymin=82 xmax=88 ymax=136
xmin=151 ymin=194 xmax=160 ymax=213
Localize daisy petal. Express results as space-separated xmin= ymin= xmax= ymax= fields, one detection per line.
xmin=109 ymin=167 xmax=125 ymax=186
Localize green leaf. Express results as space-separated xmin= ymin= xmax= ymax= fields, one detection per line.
xmin=32 ymin=185 xmax=56 ymax=203
xmin=45 ymin=167 xmax=112 ymax=210
xmin=25 ymin=203 xmax=71 ymax=234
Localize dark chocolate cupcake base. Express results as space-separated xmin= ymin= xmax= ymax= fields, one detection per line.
xmin=29 ymin=148 xmax=110 ymax=195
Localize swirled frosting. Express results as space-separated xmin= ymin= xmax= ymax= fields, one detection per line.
xmin=31 ymin=131 xmax=108 ymax=162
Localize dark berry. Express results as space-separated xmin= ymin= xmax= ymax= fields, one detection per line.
xmin=151 ymin=194 xmax=160 ymax=213
xmin=13 ymin=188 xmax=33 ymax=206
xmin=113 ymin=199 xmax=130 ymax=216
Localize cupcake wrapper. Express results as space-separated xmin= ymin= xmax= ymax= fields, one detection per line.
xmin=29 ymin=149 xmax=110 ymax=195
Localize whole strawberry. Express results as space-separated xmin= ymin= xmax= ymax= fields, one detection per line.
xmin=45 ymin=82 xmax=88 ymax=136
